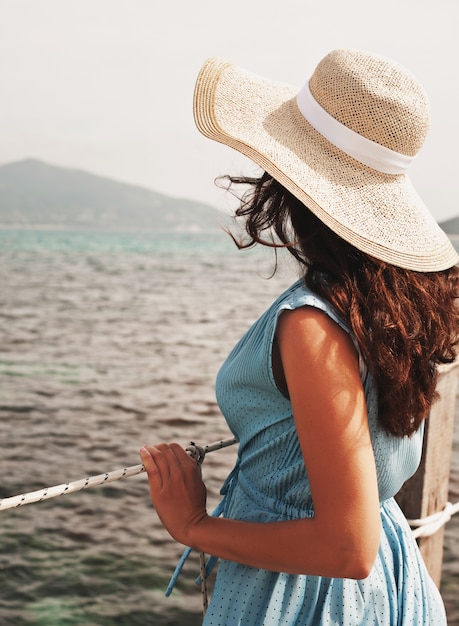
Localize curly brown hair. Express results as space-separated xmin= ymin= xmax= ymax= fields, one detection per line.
xmin=223 ymin=171 xmax=459 ymax=437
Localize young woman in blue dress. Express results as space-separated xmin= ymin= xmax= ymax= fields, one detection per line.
xmin=139 ymin=49 xmax=459 ymax=624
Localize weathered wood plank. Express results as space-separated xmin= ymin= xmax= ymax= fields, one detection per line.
xmin=396 ymin=359 xmax=459 ymax=587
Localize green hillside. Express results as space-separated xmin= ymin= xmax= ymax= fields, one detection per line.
xmin=0 ymin=159 xmax=221 ymax=232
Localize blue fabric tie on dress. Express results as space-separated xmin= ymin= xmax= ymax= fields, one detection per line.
xmin=165 ymin=458 xmax=240 ymax=596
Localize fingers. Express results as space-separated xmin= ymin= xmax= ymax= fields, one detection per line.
xmin=169 ymin=442 xmax=200 ymax=471
xmin=139 ymin=443 xmax=196 ymax=490
xmin=139 ymin=446 xmax=164 ymax=490
xmin=139 ymin=442 xmax=208 ymax=544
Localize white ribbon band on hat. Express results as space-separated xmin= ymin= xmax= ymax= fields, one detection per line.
xmin=296 ymin=81 xmax=416 ymax=175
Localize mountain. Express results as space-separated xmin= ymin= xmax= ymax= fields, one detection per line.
xmin=4 ymin=158 xmax=455 ymax=236
xmin=440 ymin=215 xmax=459 ymax=236
xmin=0 ymin=159 xmax=222 ymax=232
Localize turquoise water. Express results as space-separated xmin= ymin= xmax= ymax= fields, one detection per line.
xmin=0 ymin=228 xmax=293 ymax=625
xmin=0 ymin=228 xmax=238 ymax=254
xmin=1 ymin=228 xmax=458 ymax=625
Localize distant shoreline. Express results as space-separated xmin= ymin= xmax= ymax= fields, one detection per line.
xmin=0 ymin=223 xmax=218 ymax=233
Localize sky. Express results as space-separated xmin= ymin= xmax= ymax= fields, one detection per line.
xmin=1 ymin=0 xmax=458 ymax=221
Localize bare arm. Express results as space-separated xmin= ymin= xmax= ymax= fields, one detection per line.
xmin=140 ymin=307 xmax=381 ymax=579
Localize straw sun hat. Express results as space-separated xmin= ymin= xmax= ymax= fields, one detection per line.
xmin=193 ymin=49 xmax=458 ymax=272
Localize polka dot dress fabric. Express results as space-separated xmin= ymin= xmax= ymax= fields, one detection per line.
xmin=204 ymin=280 xmax=446 ymax=625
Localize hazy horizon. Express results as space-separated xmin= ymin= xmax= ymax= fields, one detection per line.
xmin=2 ymin=0 xmax=458 ymax=221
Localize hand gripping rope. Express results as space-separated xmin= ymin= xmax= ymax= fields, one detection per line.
xmin=0 ymin=436 xmax=238 ymax=512
xmin=1 ymin=436 xmax=458 ymax=615
xmin=0 ymin=437 xmax=238 ymax=616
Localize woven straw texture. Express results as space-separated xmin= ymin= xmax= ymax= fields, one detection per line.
xmin=193 ymin=50 xmax=458 ymax=272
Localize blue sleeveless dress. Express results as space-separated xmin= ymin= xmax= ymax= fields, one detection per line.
xmin=201 ymin=280 xmax=446 ymax=625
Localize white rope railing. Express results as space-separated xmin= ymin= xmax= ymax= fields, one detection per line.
xmin=1 ymin=436 xmax=458 ymax=539
xmin=408 ymin=501 xmax=459 ymax=538
xmin=0 ymin=437 xmax=238 ymax=513
xmin=1 ymin=434 xmax=459 ymax=617
xmin=0 ymin=464 xmax=146 ymax=511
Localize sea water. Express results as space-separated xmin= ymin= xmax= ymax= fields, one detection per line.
xmin=0 ymin=228 xmax=458 ymax=625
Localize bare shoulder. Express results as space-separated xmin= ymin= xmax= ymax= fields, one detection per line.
xmin=276 ymin=305 xmax=359 ymax=373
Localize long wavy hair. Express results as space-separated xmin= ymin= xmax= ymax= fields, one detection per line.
xmin=223 ymin=171 xmax=459 ymax=437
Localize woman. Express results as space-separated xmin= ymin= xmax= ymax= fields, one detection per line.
xmin=140 ymin=50 xmax=459 ymax=624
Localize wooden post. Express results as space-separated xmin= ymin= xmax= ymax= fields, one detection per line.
xmin=395 ymin=359 xmax=459 ymax=587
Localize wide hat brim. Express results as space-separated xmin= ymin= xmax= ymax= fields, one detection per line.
xmin=193 ymin=57 xmax=458 ymax=272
